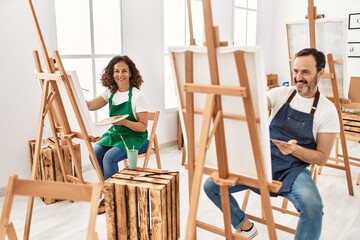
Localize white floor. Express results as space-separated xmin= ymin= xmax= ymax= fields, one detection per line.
xmin=1 ymin=144 xmax=360 ymax=240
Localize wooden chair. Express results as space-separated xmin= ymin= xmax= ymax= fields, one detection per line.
xmin=123 ymin=111 xmax=162 ymax=169
xmin=0 ymin=175 xmax=102 ymax=240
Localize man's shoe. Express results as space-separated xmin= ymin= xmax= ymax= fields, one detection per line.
xmin=235 ymin=223 xmax=258 ymax=239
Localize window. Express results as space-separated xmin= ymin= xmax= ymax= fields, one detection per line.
xmin=233 ymin=0 xmax=257 ymax=46
xmin=54 ymin=0 xmax=122 ymax=121
xmin=163 ymin=0 xmax=204 ymax=110
xmin=163 ymin=0 xmax=185 ymax=110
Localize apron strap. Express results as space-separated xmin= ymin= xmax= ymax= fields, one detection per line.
xmin=310 ymin=89 xmax=320 ymax=115
xmin=128 ymin=86 xmax=133 ymax=114
xmin=286 ymin=89 xmax=320 ymax=115
xmin=286 ymin=89 xmax=297 ymax=104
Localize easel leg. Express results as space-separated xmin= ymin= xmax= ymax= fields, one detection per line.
xmin=0 ymin=176 xmax=16 ymax=240
xmin=185 ymin=94 xmax=215 ymax=239
xmin=67 ymin=140 xmax=84 ymax=183
xmin=24 ymin=77 xmax=50 ymax=239
xmin=154 ymin=137 xmax=162 ymax=169
xmin=24 ymin=197 xmax=35 ymax=240
xmin=181 ymin=147 xmax=186 ymax=166
xmin=7 ymin=222 xmax=17 ymax=240
xmin=48 ymin=107 xmax=68 ymax=181
xmin=88 ymin=143 xmax=104 ymax=183
xmin=219 ymin=186 xmax=234 ymax=239
xmin=241 ymin=189 xmax=251 ymax=211
xmin=328 ymin=54 xmax=354 ymax=196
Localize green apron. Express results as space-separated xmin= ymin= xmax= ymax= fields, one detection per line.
xmin=97 ymin=86 xmax=148 ymax=153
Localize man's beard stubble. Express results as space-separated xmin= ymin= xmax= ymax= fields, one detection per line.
xmin=294 ymin=76 xmax=318 ymax=96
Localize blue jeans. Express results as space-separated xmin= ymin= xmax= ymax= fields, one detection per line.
xmin=90 ymin=141 xmax=149 ymax=180
xmin=203 ymin=169 xmax=323 ymax=240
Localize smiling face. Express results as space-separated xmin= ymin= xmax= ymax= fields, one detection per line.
xmin=293 ymin=55 xmax=324 ymax=98
xmin=113 ymin=61 xmax=131 ymax=91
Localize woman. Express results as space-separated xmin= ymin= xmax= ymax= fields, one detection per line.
xmin=87 ymin=55 xmax=149 ymax=213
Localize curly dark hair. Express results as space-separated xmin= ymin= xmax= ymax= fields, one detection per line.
xmin=100 ymin=55 xmax=144 ymax=93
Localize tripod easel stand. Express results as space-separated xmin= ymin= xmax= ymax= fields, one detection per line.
xmin=173 ymin=1 xmax=281 ymax=239
xmin=23 ymin=1 xmax=104 ymax=239
xmin=305 ymin=0 xmax=354 ymax=196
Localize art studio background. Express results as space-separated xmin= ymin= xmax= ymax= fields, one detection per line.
xmin=1 ymin=0 xmax=360 ymax=191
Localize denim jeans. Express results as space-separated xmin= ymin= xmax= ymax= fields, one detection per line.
xmin=203 ymin=169 xmax=323 ymax=240
xmin=91 ymin=141 xmax=149 ymax=180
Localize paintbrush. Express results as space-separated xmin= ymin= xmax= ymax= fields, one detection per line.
xmin=119 ymin=134 xmax=129 ymax=151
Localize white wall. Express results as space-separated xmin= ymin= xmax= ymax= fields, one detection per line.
xmin=258 ymin=0 xmax=360 ymax=89
xmin=121 ymin=0 xmax=178 ymax=150
xmin=0 ymin=0 xmax=54 ymax=189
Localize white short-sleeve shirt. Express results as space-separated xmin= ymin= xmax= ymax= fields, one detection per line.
xmin=101 ymin=87 xmax=148 ymax=120
xmin=267 ymin=86 xmax=340 ymax=140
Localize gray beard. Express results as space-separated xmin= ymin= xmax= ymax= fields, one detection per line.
xmin=295 ymin=77 xmax=318 ymax=96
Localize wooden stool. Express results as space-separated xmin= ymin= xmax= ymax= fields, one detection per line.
xmin=28 ymin=139 xmax=81 ymax=204
xmin=104 ymin=168 xmax=180 ymax=240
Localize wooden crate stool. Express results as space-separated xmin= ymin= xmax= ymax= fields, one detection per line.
xmin=28 ymin=139 xmax=81 ymax=204
xmin=104 ymin=168 xmax=179 ymax=240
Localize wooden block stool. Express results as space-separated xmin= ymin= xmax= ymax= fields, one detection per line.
xmin=28 ymin=139 xmax=81 ymax=204
xmin=104 ymin=168 xmax=180 ymax=240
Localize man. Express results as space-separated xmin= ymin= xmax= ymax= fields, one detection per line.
xmin=203 ymin=48 xmax=340 ymax=239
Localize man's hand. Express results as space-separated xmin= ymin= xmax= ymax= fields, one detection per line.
xmin=271 ymin=139 xmax=297 ymax=155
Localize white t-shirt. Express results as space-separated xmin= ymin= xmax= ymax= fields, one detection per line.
xmin=101 ymin=87 xmax=148 ymax=120
xmin=267 ymin=86 xmax=340 ymax=140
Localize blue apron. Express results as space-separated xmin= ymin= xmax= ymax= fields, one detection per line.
xmin=97 ymin=86 xmax=148 ymax=153
xmin=269 ymin=89 xmax=320 ymax=194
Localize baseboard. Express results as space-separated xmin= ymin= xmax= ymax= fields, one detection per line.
xmin=82 ymin=163 xmax=95 ymax=173
xmin=159 ymin=140 xmax=177 ymax=149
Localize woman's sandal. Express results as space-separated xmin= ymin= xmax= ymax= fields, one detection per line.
xmin=97 ymin=198 xmax=106 ymax=215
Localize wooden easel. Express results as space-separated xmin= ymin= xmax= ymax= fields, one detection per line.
xmin=187 ymin=0 xmax=196 ymax=46
xmin=0 ymin=175 xmax=102 ymax=240
xmin=305 ymin=0 xmax=354 ymax=196
xmin=23 ymin=1 xmax=104 ymax=239
xmin=178 ymin=1 xmax=280 ymax=239
xmin=321 ymin=55 xmax=354 ymax=196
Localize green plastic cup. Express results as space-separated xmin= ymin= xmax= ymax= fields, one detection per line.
xmin=127 ymin=149 xmax=138 ymax=170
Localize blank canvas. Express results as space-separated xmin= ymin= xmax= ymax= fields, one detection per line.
xmin=286 ymin=19 xmax=347 ymax=97
xmin=169 ymin=46 xmax=272 ymax=183
xmin=53 ymin=70 xmax=106 ymax=137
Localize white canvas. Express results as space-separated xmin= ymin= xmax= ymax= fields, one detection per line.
xmin=169 ymin=46 xmax=272 ymax=183
xmin=54 ymin=70 xmax=107 ymax=138
xmin=286 ymin=19 xmax=348 ymax=97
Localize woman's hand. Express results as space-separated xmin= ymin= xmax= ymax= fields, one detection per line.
xmin=113 ymin=118 xmax=126 ymax=126
xmin=113 ymin=112 xmax=148 ymax=132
